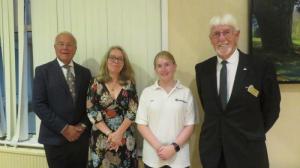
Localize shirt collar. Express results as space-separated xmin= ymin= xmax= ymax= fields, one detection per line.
xmin=57 ymin=58 xmax=74 ymax=68
xmin=217 ymin=49 xmax=239 ymax=65
xmin=153 ymin=80 xmax=183 ymax=90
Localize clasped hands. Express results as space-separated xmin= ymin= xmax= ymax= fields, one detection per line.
xmin=106 ymin=130 xmax=124 ymax=152
xmin=62 ymin=123 xmax=85 ymax=142
xmin=156 ymin=144 xmax=176 ymax=160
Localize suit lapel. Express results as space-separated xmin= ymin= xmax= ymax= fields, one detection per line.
xmin=207 ymin=57 xmax=223 ymax=109
xmin=74 ymin=63 xmax=81 ymax=103
xmin=227 ymin=52 xmax=248 ymax=107
xmin=52 ymin=60 xmax=70 ymax=92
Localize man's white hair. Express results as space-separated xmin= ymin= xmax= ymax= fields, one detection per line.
xmin=209 ymin=14 xmax=239 ymax=31
xmin=54 ymin=31 xmax=77 ymax=46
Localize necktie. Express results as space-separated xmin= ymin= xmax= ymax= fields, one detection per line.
xmin=219 ymin=60 xmax=227 ymax=110
xmin=63 ymin=65 xmax=76 ymax=102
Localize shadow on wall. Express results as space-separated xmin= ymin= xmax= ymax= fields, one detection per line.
xmin=82 ymin=58 xmax=101 ymax=77
xmin=131 ymin=63 xmax=156 ymax=95
xmin=189 ymin=78 xmax=204 ymax=168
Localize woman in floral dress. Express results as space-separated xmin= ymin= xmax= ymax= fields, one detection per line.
xmin=86 ymin=46 xmax=138 ymax=168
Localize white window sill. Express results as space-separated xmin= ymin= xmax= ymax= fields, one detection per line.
xmin=0 ymin=135 xmax=43 ymax=148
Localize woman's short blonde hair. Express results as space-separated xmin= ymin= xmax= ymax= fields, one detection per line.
xmin=97 ymin=46 xmax=135 ymax=84
xmin=153 ymin=51 xmax=176 ymax=68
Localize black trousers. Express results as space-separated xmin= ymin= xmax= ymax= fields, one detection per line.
xmin=218 ymin=148 xmax=227 ymax=168
xmin=44 ymin=136 xmax=89 ymax=168
xmin=144 ymin=163 xmax=189 ymax=168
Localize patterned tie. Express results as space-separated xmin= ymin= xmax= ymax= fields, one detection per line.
xmin=63 ymin=65 xmax=76 ymax=102
xmin=219 ymin=60 xmax=228 ymax=110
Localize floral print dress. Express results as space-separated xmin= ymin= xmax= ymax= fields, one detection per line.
xmin=86 ymin=78 xmax=138 ymax=168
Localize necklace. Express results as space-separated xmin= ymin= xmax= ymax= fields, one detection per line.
xmin=109 ymin=82 xmax=118 ymax=92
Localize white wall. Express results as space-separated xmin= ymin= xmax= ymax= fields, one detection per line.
xmin=31 ymin=0 xmax=163 ymax=94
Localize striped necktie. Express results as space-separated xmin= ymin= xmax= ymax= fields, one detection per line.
xmin=63 ymin=65 xmax=76 ymax=102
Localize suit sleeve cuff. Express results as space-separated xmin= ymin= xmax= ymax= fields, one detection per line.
xmin=60 ymin=124 xmax=69 ymax=134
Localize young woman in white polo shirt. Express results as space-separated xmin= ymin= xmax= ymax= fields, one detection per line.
xmin=136 ymin=51 xmax=197 ymax=168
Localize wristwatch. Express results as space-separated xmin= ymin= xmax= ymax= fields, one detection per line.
xmin=171 ymin=142 xmax=180 ymax=152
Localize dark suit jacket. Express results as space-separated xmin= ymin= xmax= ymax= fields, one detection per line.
xmin=33 ymin=59 xmax=92 ymax=145
xmin=195 ymin=51 xmax=280 ymax=168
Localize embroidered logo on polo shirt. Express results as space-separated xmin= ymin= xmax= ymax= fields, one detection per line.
xmin=175 ymin=98 xmax=187 ymax=103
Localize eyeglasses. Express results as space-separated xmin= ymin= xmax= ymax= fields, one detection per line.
xmin=108 ymin=55 xmax=124 ymax=63
xmin=55 ymin=42 xmax=75 ymax=48
xmin=210 ymin=30 xmax=234 ymax=39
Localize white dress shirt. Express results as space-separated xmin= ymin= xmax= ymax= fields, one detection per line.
xmin=216 ymin=49 xmax=239 ymax=102
xmin=57 ymin=58 xmax=75 ymax=79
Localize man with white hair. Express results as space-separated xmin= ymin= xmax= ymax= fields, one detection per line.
xmin=33 ymin=31 xmax=91 ymax=168
xmin=195 ymin=14 xmax=281 ymax=168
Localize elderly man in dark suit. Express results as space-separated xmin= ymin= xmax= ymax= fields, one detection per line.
xmin=33 ymin=31 xmax=91 ymax=168
xmin=195 ymin=14 xmax=280 ymax=168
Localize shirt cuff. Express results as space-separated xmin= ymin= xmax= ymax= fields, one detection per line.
xmin=60 ymin=124 xmax=69 ymax=134
xmin=80 ymin=123 xmax=87 ymax=129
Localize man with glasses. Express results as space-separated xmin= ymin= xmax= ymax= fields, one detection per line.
xmin=33 ymin=31 xmax=91 ymax=168
xmin=195 ymin=14 xmax=280 ymax=168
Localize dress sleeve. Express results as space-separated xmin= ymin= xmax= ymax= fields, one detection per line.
xmin=86 ymin=78 xmax=104 ymax=124
xmin=125 ymin=83 xmax=138 ymax=121
xmin=135 ymin=89 xmax=148 ymax=125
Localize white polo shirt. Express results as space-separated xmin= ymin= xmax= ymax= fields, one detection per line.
xmin=136 ymin=80 xmax=197 ymax=168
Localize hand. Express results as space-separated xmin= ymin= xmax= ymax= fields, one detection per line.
xmin=157 ymin=145 xmax=176 ymax=160
xmin=62 ymin=125 xmax=82 ymax=142
xmin=108 ymin=141 xmax=120 ymax=152
xmin=107 ymin=130 xmax=124 ymax=151
xmin=75 ymin=123 xmax=86 ymax=134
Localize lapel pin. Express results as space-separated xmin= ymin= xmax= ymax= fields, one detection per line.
xmin=243 ymin=67 xmax=247 ymax=71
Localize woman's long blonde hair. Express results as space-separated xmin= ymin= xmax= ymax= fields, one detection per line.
xmin=97 ymin=46 xmax=135 ymax=84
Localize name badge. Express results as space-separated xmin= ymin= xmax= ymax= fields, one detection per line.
xmin=247 ymin=85 xmax=259 ymax=97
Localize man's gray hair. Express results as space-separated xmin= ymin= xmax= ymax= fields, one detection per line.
xmin=54 ymin=31 xmax=77 ymax=46
xmin=209 ymin=14 xmax=239 ymax=31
